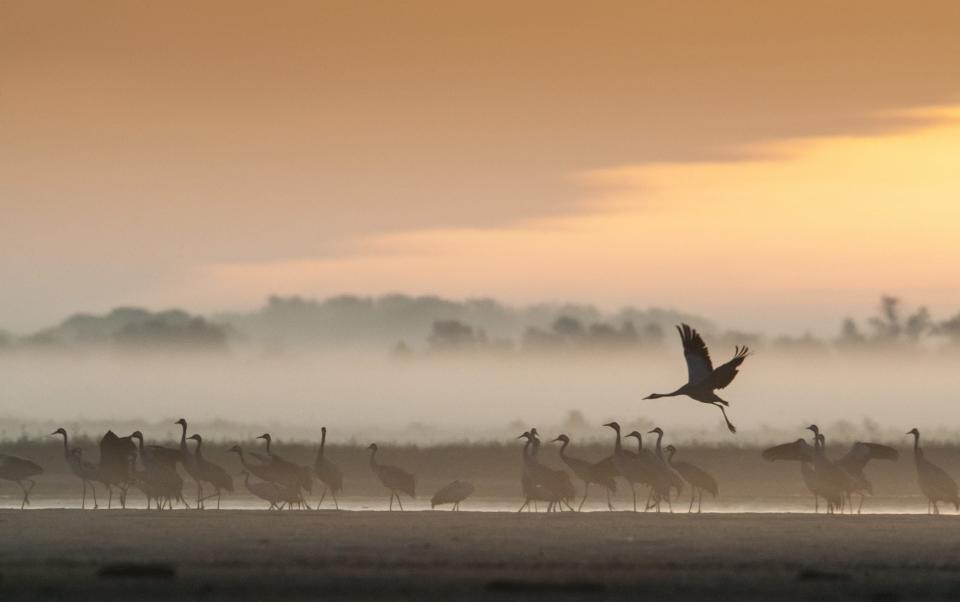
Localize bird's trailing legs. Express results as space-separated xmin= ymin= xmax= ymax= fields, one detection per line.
xmin=711 ymin=402 xmax=737 ymax=434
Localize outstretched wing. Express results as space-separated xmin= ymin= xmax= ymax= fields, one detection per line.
xmin=761 ymin=439 xmax=812 ymax=462
xmin=677 ymin=323 xmax=713 ymax=385
xmin=837 ymin=442 xmax=899 ymax=473
xmin=707 ymin=345 xmax=750 ymax=390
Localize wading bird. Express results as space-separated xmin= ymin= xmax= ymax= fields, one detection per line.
xmin=664 ymin=444 xmax=718 ymax=513
xmin=762 ymin=436 xmax=843 ymax=513
xmin=907 ymin=428 xmax=959 ymax=514
xmin=431 ymin=480 xmax=475 ymax=510
xmin=603 ymin=422 xmax=645 ymax=511
xmin=175 ymin=419 xmax=205 ymax=508
xmin=517 ymin=431 xmax=555 ymax=512
xmin=187 ymin=434 xmax=234 ymax=509
xmin=98 ymin=430 xmax=137 ymax=508
xmin=51 ymin=428 xmax=101 ymax=509
xmin=520 ymin=430 xmax=575 ymax=512
xmin=239 ymin=469 xmax=287 ymax=510
xmin=644 ymin=324 xmax=749 ymax=433
xmin=130 ymin=431 xmax=189 ymax=510
xmin=625 ymin=430 xmax=674 ymax=512
xmin=313 ymin=427 xmax=343 ymax=510
xmin=834 ymin=440 xmax=899 ymax=514
xmin=552 ymin=434 xmax=616 ymax=511
xmin=0 ymin=453 xmax=43 ymax=509
xmin=256 ymin=433 xmax=313 ymax=501
xmin=648 ymin=427 xmax=685 ymax=501
xmin=368 ymin=443 xmax=416 ymax=511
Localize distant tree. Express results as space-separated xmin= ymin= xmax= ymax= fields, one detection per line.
xmin=427 ymin=320 xmax=487 ymax=351
xmin=837 ymin=318 xmax=865 ymax=347
xmin=552 ymin=315 xmax=585 ymax=339
xmin=936 ymin=312 xmax=960 ymax=346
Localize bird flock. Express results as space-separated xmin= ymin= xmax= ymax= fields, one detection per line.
xmin=1 ymin=324 xmax=958 ymax=513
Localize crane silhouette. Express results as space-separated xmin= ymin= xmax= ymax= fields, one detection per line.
xmin=647 ymin=427 xmax=685 ymax=504
xmin=644 ymin=323 xmax=750 ymax=433
xmin=603 ymin=422 xmax=645 ymax=511
xmin=431 ymin=480 xmax=475 ymax=510
xmin=98 ymin=430 xmax=137 ymax=509
xmin=51 ymin=427 xmax=101 ymax=509
xmin=256 ymin=433 xmax=313 ymax=505
xmin=551 ymin=434 xmax=616 ymax=511
xmin=130 ymin=431 xmax=189 ymax=510
xmin=833 ymin=439 xmax=899 ymax=514
xmin=520 ymin=430 xmax=575 ymax=512
xmin=517 ymin=431 xmax=555 ymax=512
xmin=313 ymin=427 xmax=343 ymax=510
xmin=175 ymin=419 xmax=206 ymax=509
xmin=187 ymin=434 xmax=234 ymax=509
xmin=907 ymin=428 xmax=959 ymax=514
xmin=0 ymin=453 xmax=43 ymax=509
xmin=368 ymin=443 xmax=416 ymax=511
xmin=664 ymin=444 xmax=718 ymax=512
xmin=762 ymin=434 xmax=843 ymax=513
xmin=239 ymin=469 xmax=287 ymax=510
xmin=625 ymin=430 xmax=674 ymax=512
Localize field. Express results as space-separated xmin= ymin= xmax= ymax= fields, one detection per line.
xmin=4 ymin=510 xmax=960 ymax=600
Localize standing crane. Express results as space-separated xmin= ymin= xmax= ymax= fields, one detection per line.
xmin=551 ymin=434 xmax=616 ymax=511
xmin=603 ymin=422 xmax=644 ymax=511
xmin=517 ymin=431 xmax=554 ymax=512
xmin=175 ymin=419 xmax=205 ymax=509
xmin=664 ymin=444 xmax=718 ymax=512
xmin=0 ymin=453 xmax=43 ymax=509
xmin=187 ymin=434 xmax=234 ymax=509
xmin=431 ymin=480 xmax=475 ymax=510
xmin=51 ymin=427 xmax=101 ymax=509
xmin=907 ymin=428 xmax=959 ymax=514
xmin=313 ymin=427 xmax=343 ymax=510
xmin=98 ymin=430 xmax=137 ymax=509
xmin=644 ymin=324 xmax=750 ymax=433
xmin=368 ymin=443 xmax=416 ymax=511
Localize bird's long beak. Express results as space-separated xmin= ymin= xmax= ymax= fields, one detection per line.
xmin=647 ymin=429 xmax=656 ymax=434
xmin=551 ymin=437 xmax=561 ymax=442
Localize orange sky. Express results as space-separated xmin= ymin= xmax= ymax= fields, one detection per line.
xmin=3 ymin=1 xmax=960 ymax=332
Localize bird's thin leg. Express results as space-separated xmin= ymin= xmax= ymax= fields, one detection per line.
xmin=91 ymin=482 xmax=98 ymax=509
xmin=712 ymin=403 xmax=737 ymax=433
xmin=19 ymin=481 xmax=28 ymax=510
xmin=578 ymin=483 xmax=590 ymax=512
xmin=397 ymin=495 xmax=404 ymax=512
xmin=332 ymin=491 xmax=339 ymax=510
xmin=814 ymin=495 xmax=818 ymax=514
xmin=688 ymin=488 xmax=695 ymax=513
xmin=607 ymin=489 xmax=614 ymax=511
xmin=518 ymin=499 xmax=528 ymax=513
xmin=630 ymin=484 xmax=637 ymax=512
xmin=389 ymin=492 xmax=394 ymax=511
xmin=107 ymin=486 xmax=113 ymax=509
xmin=318 ymin=486 xmax=327 ymax=509
xmin=81 ymin=480 xmax=87 ymax=509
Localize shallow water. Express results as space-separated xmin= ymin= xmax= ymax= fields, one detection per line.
xmin=4 ymin=493 xmax=947 ymax=514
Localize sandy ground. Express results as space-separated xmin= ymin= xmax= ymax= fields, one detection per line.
xmin=3 ymin=510 xmax=960 ymax=600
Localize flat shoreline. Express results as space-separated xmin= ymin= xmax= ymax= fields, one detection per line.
xmin=3 ymin=510 xmax=960 ymax=600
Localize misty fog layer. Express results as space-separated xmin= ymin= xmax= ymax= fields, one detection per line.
xmin=2 ymin=350 xmax=957 ymax=443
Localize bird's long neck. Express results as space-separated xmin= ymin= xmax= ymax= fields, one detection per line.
xmin=179 ymin=422 xmax=187 ymax=451
xmin=633 ymin=437 xmax=643 ymax=453
xmin=912 ymin=432 xmax=921 ymax=455
xmin=320 ymin=430 xmax=327 ymax=456
xmin=531 ymin=438 xmax=540 ymax=457
xmin=264 ymin=437 xmax=272 ymax=454
xmin=666 ymin=448 xmax=675 ymax=464
xmin=558 ymin=439 xmax=569 ymax=458
xmin=58 ymin=432 xmax=69 ymax=457
xmin=369 ymin=448 xmax=379 ymax=471
xmin=521 ymin=438 xmax=531 ymax=460
xmin=654 ymin=432 xmax=663 ymax=457
xmin=649 ymin=388 xmax=684 ymax=400
xmin=193 ymin=438 xmax=203 ymax=459
xmin=612 ymin=429 xmax=622 ymax=454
